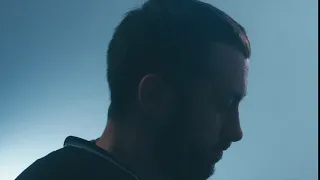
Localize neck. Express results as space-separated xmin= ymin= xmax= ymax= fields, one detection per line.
xmin=96 ymin=118 xmax=168 ymax=180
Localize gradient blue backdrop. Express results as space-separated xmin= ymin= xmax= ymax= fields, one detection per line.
xmin=0 ymin=0 xmax=318 ymax=179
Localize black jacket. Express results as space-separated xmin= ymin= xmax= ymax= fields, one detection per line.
xmin=16 ymin=136 xmax=139 ymax=180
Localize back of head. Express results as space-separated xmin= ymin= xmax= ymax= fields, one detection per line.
xmin=107 ymin=0 xmax=251 ymax=118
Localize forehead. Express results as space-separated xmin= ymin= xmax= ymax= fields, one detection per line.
xmin=208 ymin=43 xmax=249 ymax=95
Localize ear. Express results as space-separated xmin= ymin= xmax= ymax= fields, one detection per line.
xmin=138 ymin=74 xmax=172 ymax=114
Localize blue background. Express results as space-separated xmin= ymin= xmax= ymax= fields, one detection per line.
xmin=0 ymin=0 xmax=318 ymax=179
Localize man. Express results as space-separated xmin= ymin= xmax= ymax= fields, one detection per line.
xmin=16 ymin=0 xmax=251 ymax=179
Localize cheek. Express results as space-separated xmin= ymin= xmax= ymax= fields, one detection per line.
xmin=203 ymin=113 xmax=222 ymax=146
xmin=187 ymin=106 xmax=222 ymax=147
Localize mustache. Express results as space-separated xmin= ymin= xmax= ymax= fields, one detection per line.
xmin=215 ymin=141 xmax=232 ymax=151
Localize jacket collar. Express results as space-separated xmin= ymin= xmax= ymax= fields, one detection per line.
xmin=64 ymin=136 xmax=140 ymax=180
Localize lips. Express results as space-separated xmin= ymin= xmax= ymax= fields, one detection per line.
xmin=212 ymin=143 xmax=231 ymax=159
xmin=222 ymin=143 xmax=231 ymax=151
xmin=214 ymin=150 xmax=223 ymax=157
xmin=212 ymin=150 xmax=223 ymax=163
xmin=219 ymin=142 xmax=232 ymax=151
xmin=209 ymin=142 xmax=232 ymax=163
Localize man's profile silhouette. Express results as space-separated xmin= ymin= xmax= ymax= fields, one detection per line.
xmin=16 ymin=0 xmax=251 ymax=179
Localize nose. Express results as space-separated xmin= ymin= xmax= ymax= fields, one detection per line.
xmin=221 ymin=110 xmax=243 ymax=142
xmin=229 ymin=124 xmax=243 ymax=142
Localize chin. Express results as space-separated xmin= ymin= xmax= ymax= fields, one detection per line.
xmin=182 ymin=157 xmax=219 ymax=180
xmin=187 ymin=165 xmax=216 ymax=180
xmin=197 ymin=152 xmax=223 ymax=179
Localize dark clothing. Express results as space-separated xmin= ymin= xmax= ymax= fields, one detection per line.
xmin=16 ymin=136 xmax=139 ymax=180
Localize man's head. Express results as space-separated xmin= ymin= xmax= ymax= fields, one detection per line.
xmin=106 ymin=0 xmax=251 ymax=179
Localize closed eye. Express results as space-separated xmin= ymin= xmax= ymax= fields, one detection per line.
xmin=233 ymin=93 xmax=246 ymax=105
xmin=220 ymin=92 xmax=246 ymax=110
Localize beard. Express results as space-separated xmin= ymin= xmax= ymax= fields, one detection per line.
xmin=153 ymin=122 xmax=218 ymax=180
xmin=152 ymin=101 xmax=219 ymax=180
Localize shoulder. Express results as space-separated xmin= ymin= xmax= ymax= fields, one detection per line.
xmin=15 ymin=145 xmax=136 ymax=180
xmin=15 ymin=146 xmax=116 ymax=180
xmin=15 ymin=146 xmax=81 ymax=180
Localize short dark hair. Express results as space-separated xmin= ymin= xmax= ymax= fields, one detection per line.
xmin=107 ymin=0 xmax=251 ymax=118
